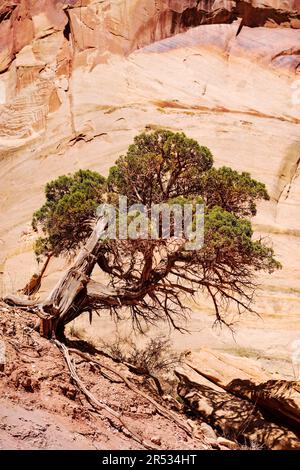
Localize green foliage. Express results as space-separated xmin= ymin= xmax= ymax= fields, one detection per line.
xmin=200 ymin=166 xmax=270 ymax=217
xmin=203 ymin=206 xmax=281 ymax=272
xmin=31 ymin=129 xmax=281 ymax=325
xmin=32 ymin=130 xmax=279 ymax=289
xmin=32 ymin=169 xmax=106 ymax=256
xmin=107 ymin=129 xmax=213 ymax=205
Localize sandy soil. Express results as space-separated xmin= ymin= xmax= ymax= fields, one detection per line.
xmin=0 ymin=303 xmax=210 ymax=450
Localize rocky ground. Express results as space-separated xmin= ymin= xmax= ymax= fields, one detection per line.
xmin=1 ymin=302 xmax=299 ymax=450
xmin=0 ymin=302 xmax=221 ymax=450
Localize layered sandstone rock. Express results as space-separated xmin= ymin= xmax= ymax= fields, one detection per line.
xmin=176 ymin=349 xmax=300 ymax=448
xmin=176 ymin=368 xmax=300 ymax=449
xmin=178 ymin=349 xmax=300 ymax=432
xmin=1 ymin=1 xmax=300 ymax=73
xmin=0 ymin=1 xmax=300 ymax=367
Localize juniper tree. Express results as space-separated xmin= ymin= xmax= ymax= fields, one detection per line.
xmin=7 ymin=130 xmax=280 ymax=337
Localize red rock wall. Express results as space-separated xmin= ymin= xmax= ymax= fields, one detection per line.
xmin=1 ymin=0 xmax=300 ymax=73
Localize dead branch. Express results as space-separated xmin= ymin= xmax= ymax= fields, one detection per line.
xmin=4 ymin=295 xmax=39 ymax=308
xmin=19 ymin=254 xmax=52 ymax=296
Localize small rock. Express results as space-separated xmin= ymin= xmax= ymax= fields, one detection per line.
xmin=123 ymin=428 xmax=131 ymax=437
xmin=89 ymin=363 xmax=97 ymax=373
xmin=200 ymin=422 xmax=218 ymax=440
xmin=187 ymin=418 xmax=197 ymax=431
xmin=206 ymin=438 xmax=219 ymax=449
xmin=61 ymin=384 xmax=77 ymax=400
xmin=10 ymin=368 xmax=39 ymax=392
xmin=217 ymin=437 xmax=239 ymax=450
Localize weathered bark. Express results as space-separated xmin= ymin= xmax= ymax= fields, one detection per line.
xmin=4 ymin=217 xmax=109 ymax=338
xmin=38 ymin=217 xmax=108 ymax=337
xmin=4 ymin=295 xmax=39 ymax=308
xmin=3 ymin=214 xmax=176 ymax=337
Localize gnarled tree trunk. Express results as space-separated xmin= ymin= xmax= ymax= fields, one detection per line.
xmin=40 ymin=217 xmax=108 ymax=338
xmin=5 ymin=217 xmax=108 ymax=338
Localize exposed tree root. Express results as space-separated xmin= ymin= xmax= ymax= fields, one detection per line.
xmin=54 ymin=340 xmax=157 ymax=450
xmin=67 ymin=347 xmax=196 ymax=439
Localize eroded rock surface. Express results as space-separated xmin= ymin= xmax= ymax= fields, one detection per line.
xmin=0 ymin=1 xmax=300 ymax=347
xmin=177 ymin=369 xmax=300 ymax=449
xmin=176 ymin=349 xmax=300 ymax=440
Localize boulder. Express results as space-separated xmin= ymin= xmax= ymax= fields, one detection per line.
xmin=184 ymin=348 xmax=272 ymax=387
xmin=229 ymin=379 xmax=300 ymax=433
xmin=184 ymin=349 xmax=300 ymax=432
xmin=176 ymin=369 xmax=300 ymax=450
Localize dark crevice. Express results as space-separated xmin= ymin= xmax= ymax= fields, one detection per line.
xmin=0 ymin=5 xmax=17 ymax=23
xmin=171 ymin=1 xmax=300 ymax=34
xmin=63 ymin=19 xmax=71 ymax=41
xmin=0 ymin=66 xmax=9 ymax=75
xmin=179 ymin=7 xmax=235 ymax=29
xmin=236 ymin=20 xmax=244 ymax=37
xmin=285 ymin=156 xmax=300 ymax=201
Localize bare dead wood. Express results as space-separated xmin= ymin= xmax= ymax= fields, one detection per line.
xmin=3 ymin=217 xmax=139 ymax=337
xmin=4 ymin=295 xmax=39 ymax=308
xmin=3 ymin=296 xmax=50 ymax=322
xmin=55 ymin=340 xmax=157 ymax=450
xmin=4 ymin=217 xmax=109 ymax=337
xmin=19 ymin=254 xmax=52 ymax=296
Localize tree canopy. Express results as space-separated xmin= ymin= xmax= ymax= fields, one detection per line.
xmin=31 ymin=130 xmax=280 ymax=330
xmin=32 ymin=169 xmax=106 ymax=257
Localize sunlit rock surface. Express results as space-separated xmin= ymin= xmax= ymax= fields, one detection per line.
xmin=0 ymin=1 xmax=300 ymax=367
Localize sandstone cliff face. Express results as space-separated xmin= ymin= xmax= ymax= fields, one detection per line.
xmin=1 ymin=1 xmax=300 ymax=74
xmin=0 ymin=1 xmax=300 ymax=359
